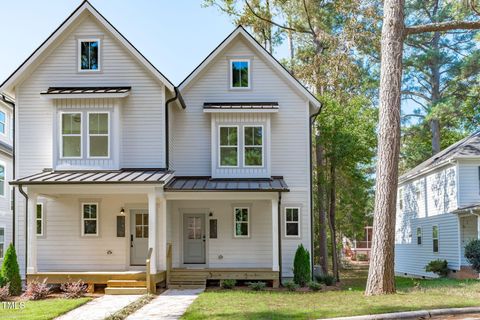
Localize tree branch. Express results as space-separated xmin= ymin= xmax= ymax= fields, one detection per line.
xmin=405 ymin=21 xmax=480 ymax=36
xmin=302 ymin=0 xmax=316 ymax=35
xmin=401 ymin=90 xmax=431 ymax=102
xmin=401 ymin=113 xmax=426 ymax=119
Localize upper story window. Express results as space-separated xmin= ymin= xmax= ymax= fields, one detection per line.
xmin=88 ymin=112 xmax=109 ymax=158
xmin=219 ymin=126 xmax=238 ymax=167
xmin=0 ymin=111 xmax=6 ymax=135
xmin=61 ymin=113 xmax=82 ymax=158
xmin=230 ymin=60 xmax=250 ymax=89
xmin=244 ymin=126 xmax=263 ymax=167
xmin=78 ymin=39 xmax=100 ymax=71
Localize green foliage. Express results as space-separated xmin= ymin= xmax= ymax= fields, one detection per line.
xmin=308 ymin=281 xmax=322 ymax=291
xmin=464 ymin=239 xmax=480 ymax=273
xmin=248 ymin=281 xmax=266 ymax=291
xmin=283 ymin=280 xmax=299 ymax=291
xmin=425 ymin=259 xmax=449 ymax=278
xmin=356 ymin=254 xmax=368 ymax=261
xmin=1 ymin=244 xmax=21 ymax=296
xmin=220 ymin=279 xmax=236 ymax=289
xmin=293 ymin=244 xmax=311 ymax=286
xmin=315 ymin=274 xmax=336 ymax=286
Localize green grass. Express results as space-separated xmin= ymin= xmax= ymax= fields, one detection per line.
xmin=0 ymin=297 xmax=91 ymax=320
xmin=182 ymin=269 xmax=480 ymax=320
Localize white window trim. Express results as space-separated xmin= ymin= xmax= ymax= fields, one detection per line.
xmin=218 ymin=125 xmax=239 ymax=168
xmin=0 ymin=160 xmax=6 ymax=198
xmin=229 ymin=59 xmax=251 ymax=89
xmin=284 ymin=207 xmax=301 ymax=238
xmin=36 ymin=203 xmax=44 ymax=237
xmin=0 ymin=226 xmax=4 ymax=259
xmin=0 ymin=110 xmax=6 ymax=136
xmin=78 ymin=38 xmax=101 ymax=72
xmin=87 ymin=111 xmax=110 ymax=159
xmin=432 ymin=225 xmax=439 ymax=253
xmin=81 ymin=202 xmax=99 ymax=237
xmin=243 ymin=125 xmax=264 ymax=168
xmin=233 ymin=207 xmax=250 ymax=238
xmin=60 ymin=112 xmax=83 ymax=159
xmin=416 ymin=226 xmax=422 ymax=245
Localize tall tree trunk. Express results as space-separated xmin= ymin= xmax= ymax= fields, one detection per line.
xmin=316 ymin=133 xmax=328 ymax=274
xmin=430 ymin=118 xmax=441 ymax=154
xmin=328 ymin=160 xmax=339 ymax=281
xmin=365 ymin=0 xmax=404 ymax=296
xmin=430 ymin=28 xmax=441 ymax=155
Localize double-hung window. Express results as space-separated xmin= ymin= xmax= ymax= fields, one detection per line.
xmin=61 ymin=113 xmax=82 ymax=158
xmin=432 ymin=226 xmax=439 ymax=252
xmin=82 ymin=203 xmax=99 ymax=236
xmin=0 ymin=227 xmax=4 ymax=258
xmin=0 ymin=111 xmax=6 ymax=135
xmin=230 ymin=60 xmax=250 ymax=88
xmin=79 ymin=39 xmax=100 ymax=71
xmin=285 ymin=207 xmax=300 ymax=237
xmin=219 ymin=126 xmax=238 ymax=167
xmin=234 ymin=207 xmax=249 ymax=238
xmin=36 ymin=204 xmax=44 ymax=236
xmin=416 ymin=227 xmax=422 ymax=245
xmin=244 ymin=126 xmax=263 ymax=167
xmin=88 ymin=112 xmax=109 ymax=158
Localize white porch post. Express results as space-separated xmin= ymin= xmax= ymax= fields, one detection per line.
xmin=158 ymin=196 xmax=167 ymax=271
xmin=27 ymin=192 xmax=38 ymax=274
xmin=148 ymin=192 xmax=157 ymax=274
xmin=477 ymin=214 xmax=480 ymax=240
xmin=272 ymin=198 xmax=279 ymax=272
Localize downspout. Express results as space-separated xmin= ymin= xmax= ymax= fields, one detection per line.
xmin=1 ymin=94 xmax=15 ymax=247
xmin=278 ymin=191 xmax=282 ymax=286
xmin=18 ymin=184 xmax=27 ymax=274
xmin=165 ymin=88 xmax=186 ymax=170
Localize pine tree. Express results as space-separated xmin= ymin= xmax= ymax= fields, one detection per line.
xmin=2 ymin=244 xmax=22 ymax=295
xmin=293 ymin=244 xmax=310 ymax=287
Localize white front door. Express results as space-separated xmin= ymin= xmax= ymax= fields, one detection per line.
xmin=183 ymin=214 xmax=206 ymax=264
xmin=130 ymin=209 xmax=149 ymax=265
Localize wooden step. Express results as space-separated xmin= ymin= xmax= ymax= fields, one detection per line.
xmin=168 ymin=283 xmax=206 ymax=289
xmin=105 ymin=287 xmax=147 ymax=295
xmin=107 ymin=280 xmax=146 ymax=287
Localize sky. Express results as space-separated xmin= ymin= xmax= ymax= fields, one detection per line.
xmin=0 ymin=0 xmax=289 ymax=85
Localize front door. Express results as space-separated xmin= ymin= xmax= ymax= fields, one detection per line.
xmin=183 ymin=214 xmax=206 ymax=264
xmin=130 ymin=209 xmax=149 ymax=265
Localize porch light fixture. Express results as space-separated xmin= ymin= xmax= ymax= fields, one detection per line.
xmin=120 ymin=208 xmax=125 ymax=215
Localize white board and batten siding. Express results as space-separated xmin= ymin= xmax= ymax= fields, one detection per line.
xmin=174 ymin=37 xmax=311 ymax=276
xmin=457 ymin=159 xmax=480 ymax=208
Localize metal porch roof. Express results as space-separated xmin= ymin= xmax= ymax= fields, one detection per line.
xmin=164 ymin=176 xmax=289 ymax=192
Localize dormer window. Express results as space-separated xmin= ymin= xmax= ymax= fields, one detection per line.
xmin=61 ymin=112 xmax=82 ymax=158
xmin=79 ymin=39 xmax=100 ymax=71
xmin=88 ymin=112 xmax=109 ymax=158
xmin=230 ymin=59 xmax=250 ymax=88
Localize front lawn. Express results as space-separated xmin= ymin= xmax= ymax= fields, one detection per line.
xmin=0 ymin=297 xmax=91 ymax=320
xmin=182 ymin=269 xmax=480 ymax=319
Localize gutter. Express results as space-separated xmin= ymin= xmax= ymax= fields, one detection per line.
xmin=165 ymin=88 xmax=186 ymax=170
xmin=1 ymin=94 xmax=15 ymax=247
xmin=18 ymin=185 xmax=27 ymax=274
xmin=277 ymin=191 xmax=282 ymax=285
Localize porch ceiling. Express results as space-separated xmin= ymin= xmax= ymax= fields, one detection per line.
xmin=164 ymin=176 xmax=289 ymax=192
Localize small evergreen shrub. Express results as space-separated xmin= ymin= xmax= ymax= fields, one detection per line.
xmin=283 ymin=280 xmax=299 ymax=291
xmin=293 ymin=244 xmax=311 ymax=287
xmin=465 ymin=239 xmax=480 ymax=272
xmin=0 ymin=284 xmax=10 ymax=301
xmin=1 ymin=244 xmax=21 ymax=295
xmin=60 ymin=280 xmax=88 ymax=298
xmin=308 ymin=281 xmax=321 ymax=291
xmin=21 ymin=279 xmax=50 ymax=300
xmin=315 ymin=274 xmax=336 ymax=286
xmin=425 ymin=259 xmax=449 ymax=277
xmin=220 ymin=279 xmax=236 ymax=289
xmin=248 ymin=281 xmax=266 ymax=291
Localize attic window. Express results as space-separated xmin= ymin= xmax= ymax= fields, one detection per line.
xmin=230 ymin=60 xmax=250 ymax=88
xmin=79 ymin=39 xmax=100 ymax=71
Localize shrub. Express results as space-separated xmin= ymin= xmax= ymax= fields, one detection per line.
xmin=22 ymin=279 xmax=50 ymax=300
xmin=220 ymin=279 xmax=236 ymax=289
xmin=308 ymin=281 xmax=321 ymax=291
xmin=315 ymin=274 xmax=336 ymax=286
xmin=293 ymin=244 xmax=311 ymax=287
xmin=356 ymin=253 xmax=368 ymax=261
xmin=248 ymin=281 xmax=266 ymax=291
xmin=0 ymin=284 xmax=10 ymax=301
xmin=60 ymin=280 xmax=88 ymax=298
xmin=1 ymin=244 xmax=21 ymax=295
xmin=465 ymin=239 xmax=480 ymax=272
xmin=283 ymin=280 xmax=299 ymax=291
xmin=425 ymin=259 xmax=449 ymax=277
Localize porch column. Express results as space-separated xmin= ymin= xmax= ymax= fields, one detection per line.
xmin=27 ymin=191 xmax=38 ymax=274
xmin=477 ymin=214 xmax=480 ymax=240
xmin=272 ymin=198 xmax=279 ymax=272
xmin=148 ymin=192 xmax=157 ymax=273
xmin=158 ymin=196 xmax=167 ymax=271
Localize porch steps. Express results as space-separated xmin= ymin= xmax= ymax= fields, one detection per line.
xmin=105 ymin=279 xmax=148 ymax=295
xmin=168 ymin=271 xmax=207 ymax=289
xmin=107 ymin=280 xmax=147 ymax=287
xmin=105 ymin=287 xmax=148 ymax=295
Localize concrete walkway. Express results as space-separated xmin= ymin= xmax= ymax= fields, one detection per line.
xmin=56 ymin=295 xmax=140 ymax=320
xmin=126 ymin=288 xmax=204 ymax=320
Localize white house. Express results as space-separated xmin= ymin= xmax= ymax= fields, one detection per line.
xmin=0 ymin=1 xmax=320 ymax=293
xmin=395 ymin=131 xmax=480 ymax=278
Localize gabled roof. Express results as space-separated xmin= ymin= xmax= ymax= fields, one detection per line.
xmin=0 ymin=0 xmax=174 ymax=95
xmin=399 ymin=131 xmax=480 ymax=183
xmin=178 ymin=26 xmax=321 ymax=111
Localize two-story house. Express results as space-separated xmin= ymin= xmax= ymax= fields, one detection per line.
xmin=396 ymin=131 xmax=480 ymax=278
xmin=0 ymin=1 xmax=320 ymax=293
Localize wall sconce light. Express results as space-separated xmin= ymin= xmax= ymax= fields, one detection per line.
xmin=120 ymin=208 xmax=125 ymax=215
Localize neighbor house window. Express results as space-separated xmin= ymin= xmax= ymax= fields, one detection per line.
xmin=416 ymin=227 xmax=422 ymax=245
xmin=82 ymin=203 xmax=98 ymax=236
xmin=88 ymin=112 xmax=109 ymax=158
xmin=79 ymin=39 xmax=100 ymax=71
xmin=36 ymin=204 xmax=44 ymax=236
xmin=219 ymin=126 xmax=238 ymax=167
xmin=432 ymin=226 xmax=439 ymax=252
xmin=0 ymin=228 xmax=4 ymax=258
xmin=399 ymin=188 xmax=403 ymax=210
xmin=230 ymin=60 xmax=250 ymax=88
xmin=234 ymin=207 xmax=249 ymax=238
xmin=244 ymin=126 xmax=263 ymax=167
xmin=285 ymin=207 xmax=300 ymax=237
xmin=0 ymin=164 xmax=4 ymax=197
xmin=61 ymin=113 xmax=82 ymax=158
xmin=0 ymin=111 xmax=6 ymax=134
